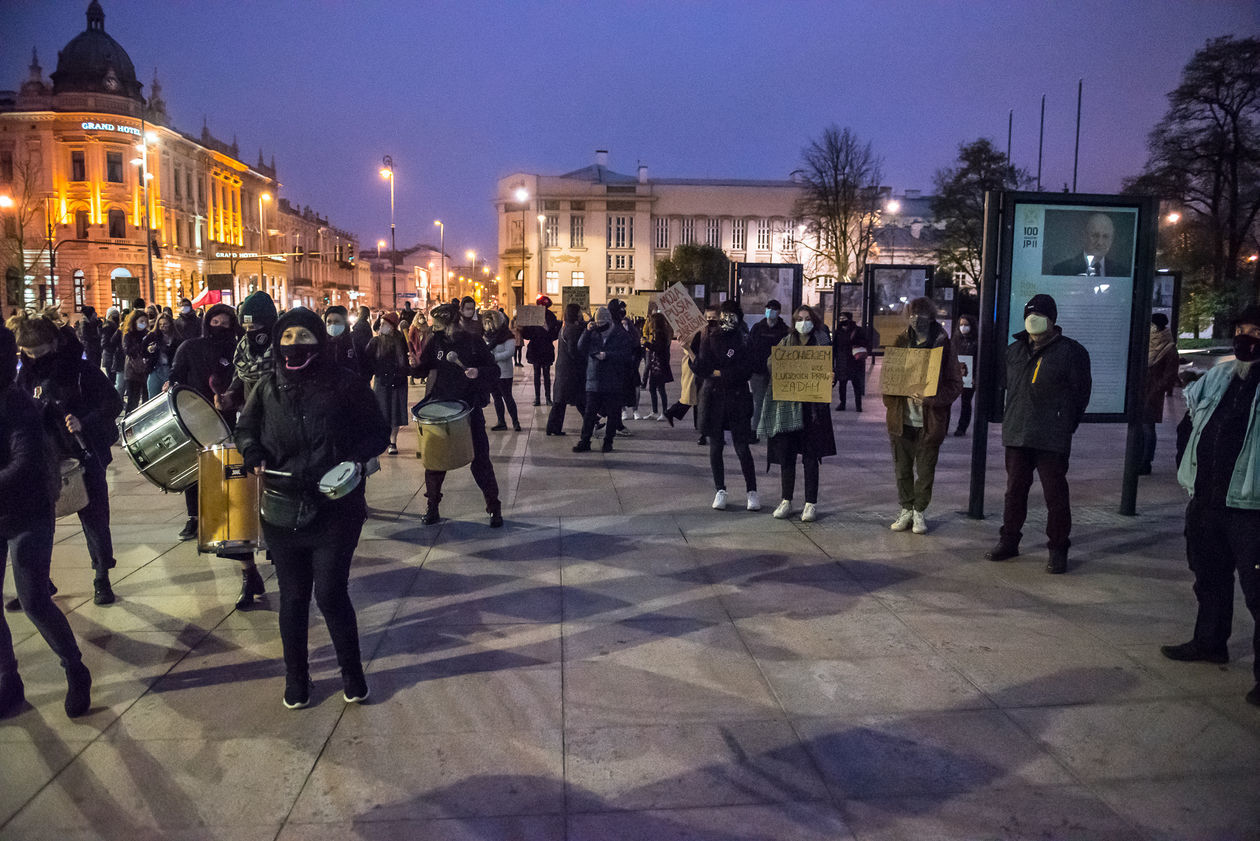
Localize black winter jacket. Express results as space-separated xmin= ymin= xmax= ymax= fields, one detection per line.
xmin=523 ymin=309 xmax=560 ymax=366
xmin=692 ymin=327 xmax=756 ymax=439
xmin=414 ymin=329 xmax=497 ymax=409
xmin=749 ymin=317 xmax=790 ymax=377
xmin=0 ymin=384 xmax=55 ymax=535
xmin=577 ymin=323 xmax=636 ymax=395
xmin=552 ymin=320 xmax=586 ymax=405
xmin=169 ymin=303 xmax=241 ymax=404
xmin=17 ymin=347 xmax=122 ymax=464
xmin=1001 ymin=328 xmax=1092 ymax=455
xmin=235 ymin=363 xmax=389 ymax=493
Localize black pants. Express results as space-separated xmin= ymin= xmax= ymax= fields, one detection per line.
xmin=79 ymin=457 xmax=115 ymax=574
xmin=1000 ymin=446 xmax=1071 ymax=551
xmin=425 ymin=408 xmax=500 ymax=510
xmin=648 ymin=383 xmax=668 ymax=414
xmin=579 ymin=393 xmax=621 ymax=447
xmin=778 ymin=433 xmax=820 ymax=504
xmin=0 ymin=518 xmax=82 ymax=675
xmin=836 ymin=373 xmax=864 ymax=409
xmin=1184 ymin=499 xmax=1260 ymax=683
xmin=533 ymin=364 xmax=552 ymax=402
xmin=492 ymin=377 xmax=520 ymax=426
xmin=709 ymin=435 xmax=756 ymax=493
xmin=956 ymin=388 xmax=974 ymax=433
xmin=546 ymin=393 xmax=585 ymax=434
xmin=1141 ymin=422 xmax=1158 ymax=469
xmin=265 ymin=499 xmax=365 ymax=680
xmin=890 ymin=427 xmax=941 ymax=512
xmin=124 ymin=378 xmax=148 ymax=413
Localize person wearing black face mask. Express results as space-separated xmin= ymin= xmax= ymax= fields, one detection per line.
xmin=221 ymin=291 xmax=278 ymax=415
xmin=236 ymin=308 xmax=390 ymax=709
xmin=692 ymin=300 xmax=759 ymax=511
xmin=574 ymin=306 xmax=636 ymax=453
xmin=1162 ymin=304 xmax=1260 ymax=708
xmin=0 ymin=325 xmax=93 ymax=719
xmin=832 ymin=311 xmax=870 ymax=413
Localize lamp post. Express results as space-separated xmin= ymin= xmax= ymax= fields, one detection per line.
xmin=885 ymin=198 xmax=900 ymax=265
xmin=130 ymin=129 xmax=158 ymax=302
xmin=380 ymin=155 xmax=396 ymax=309
xmin=466 ymin=249 xmax=477 ymax=302
xmin=434 ymin=220 xmax=446 ymax=303
xmin=514 ymin=185 xmax=529 ymax=306
xmin=258 ymin=191 xmax=271 ymax=299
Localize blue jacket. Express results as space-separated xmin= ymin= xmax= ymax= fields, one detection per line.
xmin=1178 ymin=360 xmax=1260 ymax=509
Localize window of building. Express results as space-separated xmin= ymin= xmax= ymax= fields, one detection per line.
xmin=570 ymin=271 xmax=585 ymax=286
xmin=606 ymin=253 xmax=633 ymax=271
xmin=706 ymin=218 xmax=721 ymax=248
xmin=106 ymin=151 xmax=124 ymax=183
xmin=543 ymin=200 xmax=560 ymax=211
xmin=107 ymin=208 xmax=126 ymax=238
xmin=606 ymin=215 xmax=632 ymax=249
xmin=680 ymin=218 xmax=694 ymax=245
xmin=75 ymin=210 xmax=89 ymax=240
xmin=570 ymin=201 xmax=585 ymax=211
xmin=784 ymin=218 xmax=798 ymax=250
xmin=2 ymin=215 xmax=15 ymax=239
xmin=0 ymin=150 xmax=13 ymax=182
xmin=72 ymin=269 xmax=85 ymax=312
xmin=757 ymin=219 xmax=771 ymax=250
xmin=71 ymin=150 xmax=86 ymax=182
xmin=510 ymin=218 xmax=523 ymax=247
xmin=570 ymin=215 xmax=584 ymax=248
xmin=654 ymin=217 xmax=668 ymax=250
xmin=545 ymin=270 xmax=560 ymax=295
xmin=545 ymin=214 xmax=559 ymax=248
xmin=732 ymin=219 xmax=745 ymax=250
xmin=173 ymin=165 xmax=181 ymax=197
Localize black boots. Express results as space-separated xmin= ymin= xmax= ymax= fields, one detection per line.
xmin=423 ymin=503 xmax=441 ymax=525
xmin=93 ymin=575 xmax=115 ymax=606
xmin=236 ymin=566 xmax=265 ymax=610
xmin=342 ymin=667 xmax=369 ymax=704
xmin=65 ymin=661 xmax=92 ymax=718
xmin=488 ymin=502 xmax=504 ymax=529
xmin=1160 ymin=640 xmax=1229 ymax=664
xmin=0 ymin=673 xmax=24 ymax=719
xmin=283 ymin=672 xmax=312 ymax=710
xmin=984 ymin=543 xmax=1020 ymax=562
xmin=178 ymin=517 xmax=198 ymax=541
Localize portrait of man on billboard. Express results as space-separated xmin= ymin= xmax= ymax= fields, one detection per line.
xmin=1043 ymin=210 xmax=1134 ymax=278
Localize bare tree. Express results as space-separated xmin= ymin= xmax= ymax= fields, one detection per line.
xmin=0 ymin=155 xmax=49 ymax=309
xmin=794 ymin=126 xmax=883 ymax=286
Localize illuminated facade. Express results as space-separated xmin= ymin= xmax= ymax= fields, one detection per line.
xmin=496 ymin=151 xmax=810 ymax=312
xmin=0 ymin=2 xmax=357 ymax=316
xmin=359 ymin=243 xmax=447 ymax=311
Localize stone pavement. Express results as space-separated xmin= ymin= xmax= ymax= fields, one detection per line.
xmin=2 ymin=364 xmax=1259 ymax=841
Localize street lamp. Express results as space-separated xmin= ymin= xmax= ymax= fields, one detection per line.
xmin=131 ymin=130 xmax=158 ymax=302
xmin=466 ymin=249 xmax=477 ymax=299
xmin=258 ymin=191 xmax=271 ymax=298
xmin=514 ymin=185 xmax=529 ymax=306
xmin=434 ymin=220 xmax=446 ymax=302
xmin=885 ymin=198 xmax=901 ymax=265
xmin=380 ymin=155 xmax=396 ymax=310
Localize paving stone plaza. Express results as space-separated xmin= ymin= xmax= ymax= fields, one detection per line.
xmin=2 ymin=364 xmax=1259 ymax=841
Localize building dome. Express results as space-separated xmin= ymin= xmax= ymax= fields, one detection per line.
xmin=50 ymin=1 xmax=142 ymax=101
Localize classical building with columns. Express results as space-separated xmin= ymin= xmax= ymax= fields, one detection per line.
xmin=496 ymin=151 xmax=809 ymax=312
xmin=0 ymin=1 xmax=361 ymax=316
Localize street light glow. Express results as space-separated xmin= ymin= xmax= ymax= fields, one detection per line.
xmin=0 ymin=195 xmax=12 ymax=208
xmin=1166 ymin=212 xmax=1181 ymax=223
xmin=261 ymin=192 xmax=271 ymax=202
xmin=514 ymin=187 xmax=528 ymax=202
xmin=379 ymin=167 xmax=392 ymax=180
xmin=886 ymin=200 xmax=901 ymax=214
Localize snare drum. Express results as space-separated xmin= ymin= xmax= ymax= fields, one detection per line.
xmin=412 ymin=400 xmax=473 ymax=472
xmin=197 ymin=444 xmax=264 ymax=553
xmin=317 ymin=461 xmax=362 ymax=499
xmin=120 ymin=387 xmax=230 ymax=491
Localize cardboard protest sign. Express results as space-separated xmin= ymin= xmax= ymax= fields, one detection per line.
xmin=770 ymin=346 xmax=833 ymax=403
xmin=881 ymin=346 xmax=943 ymax=397
xmin=625 ymin=294 xmax=652 ymax=320
xmin=561 ymin=286 xmax=590 ymax=311
xmin=657 ymin=283 xmax=706 ymax=341
xmin=957 ymin=354 xmax=974 ymax=390
xmin=515 ymin=304 xmax=547 ymax=328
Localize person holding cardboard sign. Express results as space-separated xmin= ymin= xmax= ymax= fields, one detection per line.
xmin=759 ymin=306 xmax=836 ymax=522
xmin=883 ymin=297 xmax=963 ymax=535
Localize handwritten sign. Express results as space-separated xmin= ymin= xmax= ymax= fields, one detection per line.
xmin=625 ymin=294 xmax=652 ymax=320
xmin=770 ymin=346 xmax=833 ymax=403
xmin=516 ymin=304 xmax=547 ymax=328
xmin=561 ymin=286 xmax=590 ymax=311
xmin=657 ymin=283 xmax=706 ymax=341
xmin=957 ymin=354 xmax=974 ymax=390
xmin=881 ymin=346 xmax=943 ymax=397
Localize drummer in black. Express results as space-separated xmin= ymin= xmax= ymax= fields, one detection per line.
xmin=235 ymin=307 xmax=389 ymax=709
xmin=412 ymin=303 xmax=503 ymax=527
xmin=167 ymin=303 xmax=266 ymax=609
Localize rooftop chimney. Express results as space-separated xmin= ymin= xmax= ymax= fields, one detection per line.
xmin=638 ymin=164 xmax=648 ymax=184
xmin=595 ymin=149 xmax=609 ymax=167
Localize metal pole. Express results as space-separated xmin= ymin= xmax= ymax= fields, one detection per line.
xmin=258 ymin=194 xmax=265 ymax=299
xmin=1036 ymin=95 xmax=1045 ymax=191
xmin=1006 ymin=109 xmax=1012 ymax=163
xmin=1072 ymin=79 xmax=1082 ymax=193
xmin=968 ymin=190 xmax=1005 ymax=519
xmin=142 ymin=124 xmax=155 ymax=304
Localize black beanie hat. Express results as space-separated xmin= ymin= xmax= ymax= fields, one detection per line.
xmin=274 ymin=306 xmax=327 ymax=348
xmin=1234 ymin=304 xmax=1260 ymax=330
xmin=1023 ymin=294 xmax=1058 ymax=323
xmin=239 ymin=291 xmax=278 ymax=330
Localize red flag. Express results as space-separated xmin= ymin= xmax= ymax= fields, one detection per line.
xmin=191 ymin=288 xmax=221 ymax=309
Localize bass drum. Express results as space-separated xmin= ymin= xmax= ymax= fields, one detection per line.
xmin=120 ymin=387 xmax=231 ymax=491
xmin=198 ymin=444 xmax=264 ymax=554
xmin=413 ymin=400 xmax=473 ymax=472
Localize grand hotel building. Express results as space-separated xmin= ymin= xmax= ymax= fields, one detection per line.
xmin=0 ymin=2 xmax=362 ymax=316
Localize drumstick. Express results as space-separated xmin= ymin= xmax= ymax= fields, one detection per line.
xmin=262 ymin=468 xmax=294 ymax=477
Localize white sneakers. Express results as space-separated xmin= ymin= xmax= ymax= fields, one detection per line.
xmin=621 ymin=409 xmax=631 ymax=421
xmin=801 ymin=502 xmax=817 ymax=522
xmin=746 ymin=491 xmax=761 ymax=511
xmin=890 ymin=509 xmax=914 ymax=531
xmin=912 ymin=510 xmax=928 ymax=534
xmin=712 ymin=489 xmax=728 ymax=510
xmin=657 ymin=413 xmax=668 ymax=422
xmin=773 ymin=499 xmax=791 ymax=519
xmin=643 ymin=412 xmax=657 ymax=421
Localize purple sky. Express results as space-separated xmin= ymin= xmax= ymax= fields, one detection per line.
xmin=5 ymin=1 xmax=1256 ymax=263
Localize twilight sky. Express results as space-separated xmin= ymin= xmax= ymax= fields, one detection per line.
xmin=4 ymin=1 xmax=1256 ymax=264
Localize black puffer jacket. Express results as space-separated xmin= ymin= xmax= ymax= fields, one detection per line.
xmin=414 ymin=328 xmax=497 ymax=409
xmin=1001 ymin=328 xmax=1092 ymax=455
xmin=17 ymin=346 xmax=123 ymax=463
xmin=169 ymin=303 xmax=241 ymax=403
xmin=692 ymin=326 xmax=755 ymax=439
xmin=523 ymin=309 xmax=561 ymax=366
xmin=0 ymin=384 xmax=55 ymax=535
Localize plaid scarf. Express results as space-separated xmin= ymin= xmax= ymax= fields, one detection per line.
xmin=232 ymin=337 xmax=273 ymax=389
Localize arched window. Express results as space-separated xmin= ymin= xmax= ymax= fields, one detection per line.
xmin=73 ymin=269 xmax=85 ymax=312
xmin=107 ymin=208 xmax=126 ymax=239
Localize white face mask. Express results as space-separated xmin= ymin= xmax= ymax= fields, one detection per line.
xmin=959 ymin=324 xmax=971 ymax=334
xmin=136 ymin=320 xmax=148 ymax=331
xmin=180 ymin=306 xmax=192 ymax=315
xmin=327 ymin=323 xmax=346 ymax=337
xmin=794 ymin=320 xmax=811 ymax=335
xmin=1024 ymin=314 xmax=1051 ymax=335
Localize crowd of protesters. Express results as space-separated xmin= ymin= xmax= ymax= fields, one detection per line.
xmin=2 ymin=287 xmax=1257 ymax=717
